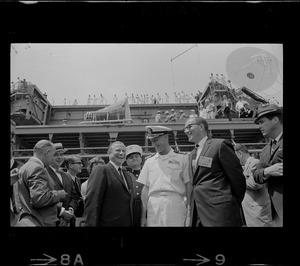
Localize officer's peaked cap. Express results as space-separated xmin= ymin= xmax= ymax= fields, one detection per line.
xmin=146 ymin=125 xmax=172 ymax=139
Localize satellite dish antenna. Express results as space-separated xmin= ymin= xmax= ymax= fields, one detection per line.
xmin=226 ymin=47 xmax=279 ymax=92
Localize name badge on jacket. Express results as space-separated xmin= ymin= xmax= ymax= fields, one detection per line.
xmin=199 ymin=156 xmax=212 ymax=168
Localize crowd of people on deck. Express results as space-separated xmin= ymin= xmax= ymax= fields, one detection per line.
xmin=10 ymin=103 xmax=283 ymax=227
xmin=60 ymin=91 xmax=202 ymax=106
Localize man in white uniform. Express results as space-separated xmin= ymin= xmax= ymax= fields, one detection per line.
xmin=137 ymin=126 xmax=192 ymax=227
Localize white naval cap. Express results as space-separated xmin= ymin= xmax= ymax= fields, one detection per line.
xmin=126 ymin=144 xmax=143 ymax=158
xmin=146 ymin=125 xmax=172 ymax=139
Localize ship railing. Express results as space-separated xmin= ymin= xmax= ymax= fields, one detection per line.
xmin=12 ymin=142 xmax=266 ymax=161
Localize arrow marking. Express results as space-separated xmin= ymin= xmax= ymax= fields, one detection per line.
xmin=30 ymin=253 xmax=57 ymax=265
xmin=183 ymin=253 xmax=210 ymax=265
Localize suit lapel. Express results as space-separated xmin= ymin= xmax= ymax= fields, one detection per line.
xmin=270 ymin=135 xmax=283 ymax=160
xmin=47 ymin=167 xmax=63 ymax=189
xmin=199 ymin=138 xmax=211 ymax=157
xmin=108 ymin=162 xmax=131 ymax=192
xmin=123 ymin=171 xmax=132 ymax=191
xmin=194 ymin=138 xmax=211 ymax=173
xmin=189 ymin=148 xmax=197 ymax=176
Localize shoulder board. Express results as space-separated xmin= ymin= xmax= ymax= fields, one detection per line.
xmin=145 ymin=153 xmax=155 ymax=160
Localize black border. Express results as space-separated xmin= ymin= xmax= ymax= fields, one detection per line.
xmin=3 ymin=1 xmax=296 ymax=265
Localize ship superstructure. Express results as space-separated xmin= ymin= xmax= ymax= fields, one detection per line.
xmin=11 ymin=79 xmax=268 ymax=179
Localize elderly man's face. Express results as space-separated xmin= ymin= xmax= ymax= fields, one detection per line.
xmin=51 ymin=151 xmax=65 ymax=168
xmin=109 ymin=143 xmax=126 ymax=166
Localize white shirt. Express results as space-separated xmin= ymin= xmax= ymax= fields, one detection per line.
xmin=196 ymin=136 xmax=208 ymax=163
xmin=137 ymin=149 xmax=190 ymax=197
xmin=274 ymin=132 xmax=283 ymax=143
xmin=49 ymin=165 xmax=63 ymax=184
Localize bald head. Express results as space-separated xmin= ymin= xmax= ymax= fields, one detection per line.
xmin=186 ymin=117 xmax=209 ymax=132
xmin=33 ymin=140 xmax=56 ymax=166
xmin=184 ymin=117 xmax=209 ymax=144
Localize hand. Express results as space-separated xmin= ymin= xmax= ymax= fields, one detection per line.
xmin=61 ymin=209 xmax=74 ymax=221
xmin=264 ymin=163 xmax=283 ymax=178
xmin=58 ymin=217 xmax=70 ymax=227
xmin=140 ymin=217 xmax=147 ymax=227
xmin=58 ymin=190 xmax=68 ymax=201
xmin=185 ymin=214 xmax=191 ymax=227
xmin=68 ymin=208 xmax=74 ymax=216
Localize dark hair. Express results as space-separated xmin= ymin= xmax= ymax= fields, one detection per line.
xmin=64 ymin=155 xmax=82 ymax=169
xmin=193 ymin=117 xmax=209 ymax=132
xmin=87 ymin=155 xmax=105 ymax=174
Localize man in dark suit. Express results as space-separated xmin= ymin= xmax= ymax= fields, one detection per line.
xmin=14 ymin=140 xmax=67 ymax=226
xmin=184 ymin=117 xmax=246 ymax=227
xmin=84 ymin=141 xmax=133 ymax=226
xmin=46 ymin=143 xmax=79 ymax=227
xmin=65 ymin=155 xmax=85 ymax=218
xmin=253 ymin=104 xmax=283 ymax=226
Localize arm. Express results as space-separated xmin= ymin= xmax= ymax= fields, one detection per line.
xmin=68 ymin=178 xmax=80 ymax=213
xmin=84 ymin=165 xmax=107 ymax=226
xmin=140 ymin=185 xmax=149 ymax=227
xmin=137 ymin=162 xmax=150 ymax=227
xmin=182 ymin=154 xmax=192 ymax=226
xmin=27 ymin=167 xmax=67 ymax=208
xmin=252 ymin=146 xmax=283 ymax=184
xmin=185 ymin=181 xmax=192 ymax=227
xmin=220 ymin=140 xmax=246 ymax=204
xmin=244 ymin=159 xmax=263 ymax=190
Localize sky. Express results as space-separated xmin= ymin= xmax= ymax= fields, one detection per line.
xmin=10 ymin=43 xmax=283 ymax=106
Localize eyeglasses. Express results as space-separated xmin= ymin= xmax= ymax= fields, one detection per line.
xmin=183 ymin=123 xmax=199 ymax=131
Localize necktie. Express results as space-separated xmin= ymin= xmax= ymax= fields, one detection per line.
xmin=271 ymin=140 xmax=277 ymax=154
xmin=192 ymin=146 xmax=198 ymax=172
xmin=56 ymin=169 xmax=63 ymax=184
xmin=118 ymin=167 xmax=129 ymax=190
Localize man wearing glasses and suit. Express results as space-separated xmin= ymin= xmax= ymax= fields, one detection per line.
xmin=184 ymin=117 xmax=246 ymax=227
xmin=65 ymin=155 xmax=85 ymax=219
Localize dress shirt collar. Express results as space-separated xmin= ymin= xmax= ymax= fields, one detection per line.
xmin=197 ymin=136 xmax=208 ymax=150
xmin=109 ymin=160 xmax=122 ymax=172
xmin=49 ymin=165 xmax=60 ymax=173
xmin=273 ymin=132 xmax=283 ymax=143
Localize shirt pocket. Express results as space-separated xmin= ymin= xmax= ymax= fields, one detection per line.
xmin=167 ymin=162 xmax=181 ymax=171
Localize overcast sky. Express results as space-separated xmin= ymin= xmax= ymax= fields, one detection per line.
xmin=11 ymin=43 xmax=283 ymax=106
